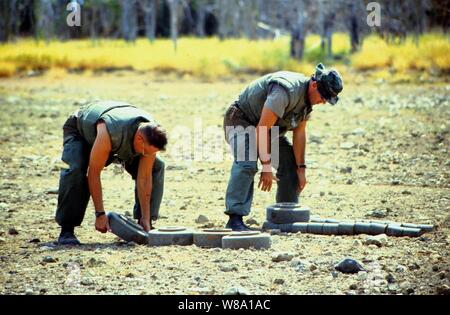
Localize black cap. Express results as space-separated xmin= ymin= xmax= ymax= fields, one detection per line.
xmin=314 ymin=63 xmax=343 ymax=105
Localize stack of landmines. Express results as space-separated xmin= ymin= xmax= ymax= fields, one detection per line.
xmin=262 ymin=203 xmax=433 ymax=237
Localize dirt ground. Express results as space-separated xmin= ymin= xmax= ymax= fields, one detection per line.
xmin=0 ymin=72 xmax=449 ymax=295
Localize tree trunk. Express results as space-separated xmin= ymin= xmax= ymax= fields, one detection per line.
xmin=290 ymin=0 xmax=305 ymax=60
xmin=121 ymin=0 xmax=137 ymax=42
xmin=349 ymin=2 xmax=360 ymax=52
xmin=141 ymin=0 xmax=157 ymax=42
xmin=195 ymin=0 xmax=207 ymax=37
xmin=167 ymin=0 xmax=178 ymax=51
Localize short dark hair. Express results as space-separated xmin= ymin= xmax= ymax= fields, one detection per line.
xmin=141 ymin=124 xmax=168 ymax=151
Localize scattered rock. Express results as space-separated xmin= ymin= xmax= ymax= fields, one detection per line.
xmin=395 ymin=265 xmax=407 ymax=273
xmin=42 ymin=256 xmax=57 ymax=263
xmin=0 ymin=237 xmax=5 ymax=243
xmin=274 ymin=278 xmax=285 ymax=285
xmin=353 ymin=240 xmax=363 ymax=247
xmin=245 ymin=218 xmax=258 ymax=226
xmin=349 ymin=284 xmax=358 ymax=290
xmin=81 ymin=279 xmax=94 ymax=286
xmin=223 ymin=286 xmax=249 ymax=295
xmin=195 ymin=215 xmax=209 ymax=224
xmin=390 ymin=180 xmax=401 ymax=186
xmin=340 ymin=142 xmax=356 ymax=150
xmin=309 ymin=135 xmax=323 ymax=144
xmin=219 ymin=264 xmax=238 ymax=272
xmin=335 ymin=258 xmax=365 ymax=274
xmin=346 ymin=179 xmax=353 ymax=185
xmin=352 ymin=128 xmax=366 ymax=136
xmin=320 ymin=191 xmax=326 ymax=197
xmin=386 ymin=273 xmax=396 ymax=284
xmin=387 ymin=284 xmax=398 ymax=293
xmin=8 ymin=228 xmax=19 ymax=235
xmin=29 ymin=238 xmax=41 ymax=243
xmin=290 ymin=260 xmax=307 ymax=272
xmin=340 ymin=167 xmax=352 ymax=174
xmin=368 ymin=209 xmax=388 ymax=218
xmin=86 ymin=257 xmax=106 ymax=268
xmin=436 ymin=284 xmax=450 ymax=295
xmin=272 ymin=252 xmax=294 ymax=262
xmin=309 ymin=264 xmax=318 ymax=272
xmin=25 ymin=288 xmax=34 ymax=295
xmin=409 ymin=263 xmax=420 ymax=271
xmin=45 ymin=188 xmax=59 ymax=195
xmin=364 ymin=234 xmax=388 ymax=247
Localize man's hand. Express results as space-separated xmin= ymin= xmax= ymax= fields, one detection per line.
xmin=297 ymin=168 xmax=307 ymax=193
xmin=95 ymin=215 xmax=110 ymax=233
xmin=139 ymin=218 xmax=152 ymax=232
xmin=258 ymin=170 xmax=279 ymax=192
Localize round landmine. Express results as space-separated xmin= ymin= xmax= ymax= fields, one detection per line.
xmin=338 ymin=222 xmax=355 ymax=235
xmin=292 ymin=223 xmax=309 ymax=233
xmin=193 ymin=229 xmax=233 ymax=248
xmin=369 ymin=223 xmax=388 ymax=235
xmin=307 ymin=223 xmax=324 ymax=234
xmin=354 ymin=222 xmax=372 ymax=235
xmin=262 ymin=221 xmax=293 ymax=233
xmin=322 ymin=223 xmax=339 ymax=235
xmin=386 ymin=225 xmax=403 ymax=237
xmin=266 ymin=204 xmax=310 ymax=224
xmin=108 ymin=212 xmax=149 ymax=245
xmin=222 ymin=232 xmax=271 ymax=250
xmin=148 ymin=226 xmax=194 ymax=246
xmin=401 ymin=227 xmax=422 ymax=237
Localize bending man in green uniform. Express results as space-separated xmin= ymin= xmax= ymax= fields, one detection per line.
xmin=55 ymin=101 xmax=168 ymax=245
xmin=223 ymin=63 xmax=343 ymax=231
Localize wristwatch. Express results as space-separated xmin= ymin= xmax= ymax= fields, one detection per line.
xmin=297 ymin=164 xmax=307 ymax=169
xmin=95 ymin=211 xmax=106 ymax=218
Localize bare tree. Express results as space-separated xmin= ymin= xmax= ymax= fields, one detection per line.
xmin=121 ymin=0 xmax=138 ymax=42
xmin=167 ymin=0 xmax=179 ymax=50
xmin=290 ymin=0 xmax=306 ymax=60
xmin=140 ymin=0 xmax=157 ymax=42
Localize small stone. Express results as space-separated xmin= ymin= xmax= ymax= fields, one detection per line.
xmin=0 ymin=237 xmax=6 ymax=243
xmin=81 ymin=279 xmax=94 ymax=286
xmin=349 ymin=284 xmax=358 ymax=290
xmin=223 ymin=286 xmax=249 ymax=295
xmin=272 ymin=252 xmax=294 ymax=262
xmin=335 ymin=258 xmax=365 ymax=274
xmin=320 ymin=191 xmax=326 ymax=197
xmin=331 ymin=271 xmax=339 ymax=278
xmin=309 ymin=264 xmax=318 ymax=272
xmin=340 ymin=142 xmax=356 ymax=150
xmin=436 ymin=284 xmax=450 ymax=295
xmin=357 ymin=272 xmax=368 ymax=281
xmin=386 ymin=273 xmax=396 ymax=284
xmin=364 ymin=234 xmax=388 ymax=247
xmin=401 ymin=190 xmax=412 ymax=195
xmin=42 ymin=256 xmax=57 ymax=263
xmin=387 ymin=284 xmax=398 ymax=293
xmin=352 ymin=128 xmax=366 ymax=136
xmin=245 ymin=218 xmax=258 ymax=226
xmin=125 ymin=272 xmax=135 ymax=278
xmin=8 ymin=228 xmax=19 ymax=235
xmin=195 ymin=215 xmax=209 ymax=224
xmin=340 ymin=167 xmax=352 ymax=174
xmin=45 ymin=188 xmax=59 ymax=195
xmin=353 ymin=240 xmax=363 ymax=247
xmin=432 ymin=265 xmax=439 ymax=272
xmin=219 ymin=264 xmax=238 ymax=272
xmin=409 ymin=263 xmax=420 ymax=271
xmin=274 ymin=279 xmax=285 ymax=285
xmin=29 ymin=238 xmax=41 ymax=243
xmin=390 ymin=180 xmax=401 ymax=186
xmin=369 ymin=210 xmax=387 ymax=218
xmin=396 ymin=265 xmax=407 ymax=273
xmin=346 ymin=179 xmax=353 ymax=185
xmin=25 ymin=288 xmax=34 ymax=295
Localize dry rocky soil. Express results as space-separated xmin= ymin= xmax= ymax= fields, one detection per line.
xmin=0 ymin=72 xmax=449 ymax=295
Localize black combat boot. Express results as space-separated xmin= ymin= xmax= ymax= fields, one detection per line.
xmin=57 ymin=226 xmax=81 ymax=245
xmin=225 ymin=214 xmax=251 ymax=231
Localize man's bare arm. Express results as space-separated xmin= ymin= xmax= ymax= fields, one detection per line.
xmin=137 ymin=154 xmax=155 ymax=231
xmin=87 ymin=122 xmax=111 ymax=213
xmin=293 ymin=120 xmax=307 ymax=192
